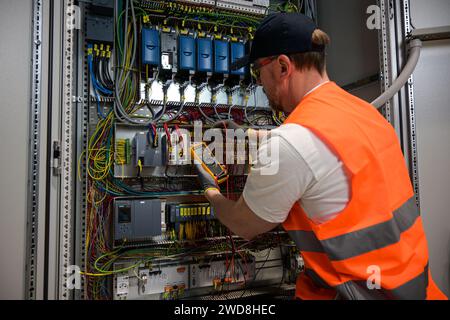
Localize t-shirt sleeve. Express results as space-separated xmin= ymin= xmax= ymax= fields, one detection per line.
xmin=242 ymin=134 xmax=316 ymax=224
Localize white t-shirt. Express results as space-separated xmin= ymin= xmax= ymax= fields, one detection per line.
xmin=243 ymin=86 xmax=350 ymax=225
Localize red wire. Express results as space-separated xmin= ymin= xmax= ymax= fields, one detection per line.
xmin=225 ymin=172 xmax=239 ymax=283
xmin=174 ymin=124 xmax=183 ymax=141
xmin=163 ymin=123 xmax=172 ymax=147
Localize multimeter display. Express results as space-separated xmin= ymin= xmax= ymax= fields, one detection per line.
xmin=191 ymin=143 xmax=228 ymax=184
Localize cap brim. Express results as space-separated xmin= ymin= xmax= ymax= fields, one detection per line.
xmin=230 ymin=55 xmax=250 ymax=71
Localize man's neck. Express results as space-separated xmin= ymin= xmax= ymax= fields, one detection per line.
xmin=304 ymin=79 xmax=330 ymax=97
xmin=287 ymin=71 xmax=330 ymax=111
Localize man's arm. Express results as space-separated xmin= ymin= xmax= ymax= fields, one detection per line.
xmin=205 ymin=189 xmax=279 ymax=240
xmin=193 ymin=127 xmax=312 ymax=240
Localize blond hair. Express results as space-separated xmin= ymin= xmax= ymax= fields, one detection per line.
xmin=289 ymin=29 xmax=330 ymax=74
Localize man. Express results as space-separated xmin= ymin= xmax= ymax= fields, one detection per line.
xmin=194 ymin=12 xmax=447 ymax=300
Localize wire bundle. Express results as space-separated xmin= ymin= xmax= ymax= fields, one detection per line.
xmin=82 ymin=0 xmax=296 ymax=300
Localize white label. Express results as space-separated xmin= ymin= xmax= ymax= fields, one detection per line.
xmin=161 ymin=53 xmax=172 ymax=70
xmin=116 ymin=275 xmax=129 ymax=295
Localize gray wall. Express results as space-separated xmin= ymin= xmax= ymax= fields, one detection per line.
xmin=410 ymin=0 xmax=450 ymax=296
xmin=317 ymin=0 xmax=380 ymax=103
xmin=0 ymin=0 xmax=33 ymax=299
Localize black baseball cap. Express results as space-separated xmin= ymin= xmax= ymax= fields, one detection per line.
xmin=230 ymin=12 xmax=324 ymax=71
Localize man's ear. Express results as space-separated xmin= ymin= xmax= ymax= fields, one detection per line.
xmin=278 ymin=55 xmax=291 ymax=77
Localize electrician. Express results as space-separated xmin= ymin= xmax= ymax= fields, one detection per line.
xmin=194 ymin=12 xmax=447 ymax=300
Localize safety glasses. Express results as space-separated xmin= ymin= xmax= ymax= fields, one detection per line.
xmin=250 ymin=56 xmax=278 ymax=82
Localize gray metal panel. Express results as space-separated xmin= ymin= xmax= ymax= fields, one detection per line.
xmin=316 ymin=0 xmax=380 ymax=86
xmin=410 ymin=0 xmax=450 ymax=29
xmin=408 ymin=0 xmax=450 ymax=297
xmin=74 ymin=1 xmax=90 ymax=300
xmin=37 ymin=0 xmax=66 ymax=300
xmin=59 ymin=0 xmax=76 ymax=300
xmin=86 ymin=14 xmax=114 ymax=43
xmin=411 ymin=39 xmax=450 ymax=296
xmin=348 ymin=81 xmax=381 ymax=103
xmin=0 ymin=0 xmax=33 ymax=300
xmin=134 ymin=199 xmax=162 ymax=238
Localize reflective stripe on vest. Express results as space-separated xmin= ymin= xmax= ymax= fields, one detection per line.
xmin=288 ymin=197 xmax=419 ymax=261
xmin=304 ymin=264 xmax=429 ymax=300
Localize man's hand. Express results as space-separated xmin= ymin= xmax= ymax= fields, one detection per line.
xmin=193 ymin=163 xmax=219 ymax=193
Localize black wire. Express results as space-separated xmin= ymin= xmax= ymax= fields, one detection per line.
xmin=102 ymin=57 xmax=114 ymax=89
xmin=94 ymin=54 xmax=101 ymax=83
xmin=277 ymin=231 xmax=285 ymax=288
xmin=98 ymin=61 xmax=107 ymax=88
xmin=238 ymin=247 xmax=272 ymax=299
xmin=102 ymin=59 xmax=114 ymax=90
xmin=93 ymin=54 xmax=114 ymax=96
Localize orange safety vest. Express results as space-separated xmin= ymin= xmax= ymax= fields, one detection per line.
xmin=282 ymin=82 xmax=447 ymax=300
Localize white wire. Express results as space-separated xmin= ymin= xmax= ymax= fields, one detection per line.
xmin=160 ymin=81 xmax=190 ymax=123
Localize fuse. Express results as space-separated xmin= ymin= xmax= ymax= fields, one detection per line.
xmin=142 ymin=28 xmax=160 ymax=66
xmin=214 ymin=39 xmax=229 ymax=74
xmin=179 ymin=35 xmax=196 ymax=71
xmin=230 ymin=41 xmax=246 ymax=76
xmin=197 ymin=37 xmax=213 ymax=72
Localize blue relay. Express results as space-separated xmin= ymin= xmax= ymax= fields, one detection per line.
xmin=197 ymin=37 xmax=213 ymax=72
xmin=214 ymin=39 xmax=229 ymax=74
xmin=142 ymin=28 xmax=160 ymax=66
xmin=230 ymin=42 xmax=246 ymax=76
xmin=179 ymin=35 xmax=196 ymax=71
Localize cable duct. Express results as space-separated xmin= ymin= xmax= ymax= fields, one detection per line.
xmin=372 ymin=39 xmax=423 ymax=109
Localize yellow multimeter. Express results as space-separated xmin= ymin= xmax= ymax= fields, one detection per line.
xmin=191 ymin=142 xmax=228 ymax=184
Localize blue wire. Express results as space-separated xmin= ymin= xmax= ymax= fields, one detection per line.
xmin=94 ymin=89 xmax=106 ymax=119
xmin=87 ymin=44 xmax=113 ymax=95
xmin=87 ymin=45 xmax=111 ymax=119
xmin=89 ymin=57 xmax=113 ymax=95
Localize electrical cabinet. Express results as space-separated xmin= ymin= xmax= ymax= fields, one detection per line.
xmin=6 ymin=0 xmax=448 ymax=301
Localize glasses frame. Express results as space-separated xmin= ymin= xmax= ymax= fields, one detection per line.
xmin=250 ymin=56 xmax=278 ymax=82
